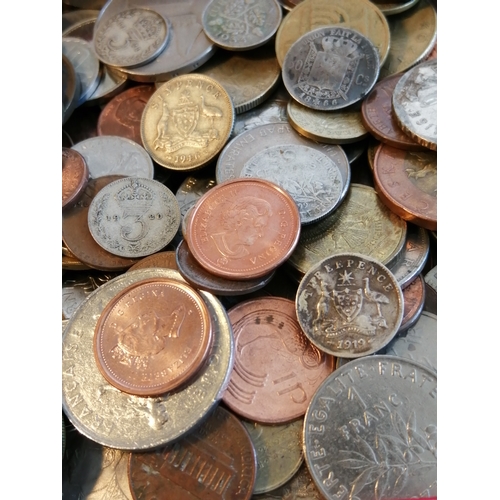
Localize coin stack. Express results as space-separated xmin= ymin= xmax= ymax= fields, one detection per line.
xmin=62 ymin=0 xmax=438 ymax=498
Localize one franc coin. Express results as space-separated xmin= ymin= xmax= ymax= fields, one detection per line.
xmin=282 ymin=27 xmax=379 ymax=111
xmin=296 ymin=253 xmax=404 ymax=358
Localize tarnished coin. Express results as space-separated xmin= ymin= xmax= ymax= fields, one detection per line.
xmin=94 ymin=8 xmax=169 ymax=68
xmin=202 ymin=0 xmax=282 ymax=51
xmin=62 ymin=55 xmax=80 ymax=124
xmin=242 ymin=418 xmax=303 ymax=495
xmin=127 ymin=251 xmax=178 ymax=272
xmin=62 ymin=268 xmax=235 ymax=450
xmin=141 ymin=74 xmax=234 ymax=171
xmin=296 ymin=253 xmax=403 ymax=357
xmin=94 ymin=278 xmax=213 ymax=396
xmin=72 ymin=136 xmax=154 ymax=179
xmin=187 ymin=178 xmax=301 ymax=280
xmin=62 ymin=148 xmax=89 ymax=209
xmin=128 ymin=405 xmax=257 ymax=499
xmin=303 ymin=356 xmax=437 ymax=499
xmin=287 ymin=100 xmax=369 ymax=144
xmin=373 ymin=145 xmax=437 ymax=230
xmin=223 ymin=297 xmax=335 ymax=423
xmin=87 ymin=177 xmax=181 ymax=258
xmin=282 ymin=27 xmax=379 ymax=111
xmin=398 ymin=273 xmax=425 ymax=334
xmin=392 ymin=59 xmax=437 ymax=151
xmin=97 ymin=85 xmax=156 ymax=146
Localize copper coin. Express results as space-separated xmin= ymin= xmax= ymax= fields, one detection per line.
xmin=94 ymin=277 xmax=213 ymax=396
xmin=187 ymin=178 xmax=301 ymax=280
xmin=97 ymin=85 xmax=156 ymax=146
xmin=361 ymin=74 xmax=428 ymax=151
xmin=62 ymin=148 xmax=89 ymax=209
xmin=398 ymin=273 xmax=425 ymax=334
xmin=222 ymin=297 xmax=335 ymax=423
xmin=128 ymin=405 xmax=256 ymax=499
xmin=373 ymin=144 xmax=437 ymax=230
xmin=127 ymin=251 xmax=178 ymax=272
xmin=62 ymin=176 xmax=139 ymax=271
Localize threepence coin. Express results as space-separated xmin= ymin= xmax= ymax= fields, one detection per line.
xmin=62 ymin=148 xmax=89 ymax=209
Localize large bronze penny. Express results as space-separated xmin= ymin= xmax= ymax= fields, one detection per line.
xmin=94 ymin=277 xmax=213 ymax=396
xmin=62 ymin=148 xmax=89 ymax=209
xmin=187 ymin=178 xmax=301 ymax=280
xmin=128 ymin=405 xmax=257 ymax=499
xmin=223 ymin=297 xmax=335 ymax=423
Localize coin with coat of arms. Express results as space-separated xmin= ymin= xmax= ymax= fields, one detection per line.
xmin=141 ymin=74 xmax=235 ymax=171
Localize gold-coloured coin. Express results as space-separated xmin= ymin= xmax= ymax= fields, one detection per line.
xmin=275 ymin=0 xmax=390 ymax=68
xmin=287 ymin=100 xmax=369 ymax=144
xmin=376 ymin=0 xmax=420 ymax=16
xmin=141 ymin=74 xmax=235 ymax=171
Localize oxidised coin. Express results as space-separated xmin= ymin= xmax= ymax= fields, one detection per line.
xmin=296 ymin=253 xmax=403 ymax=357
xmin=282 ymin=27 xmax=379 ymax=111
xmin=87 ymin=177 xmax=181 ymax=258
xmin=398 ymin=273 xmax=425 ymax=334
xmin=127 ymin=251 xmax=178 ymax=272
xmin=62 ymin=148 xmax=89 ymax=209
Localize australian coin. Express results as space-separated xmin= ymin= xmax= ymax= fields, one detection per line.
xmin=187 ymin=178 xmax=301 ymax=280
xmin=282 ymin=27 xmax=379 ymax=111
xmin=392 ymin=59 xmax=437 ymax=151
xmin=373 ymin=144 xmax=437 ymax=230
xmin=94 ymin=8 xmax=169 ymax=68
xmin=275 ymin=0 xmax=390 ymax=67
xmin=202 ymin=0 xmax=282 ymax=51
xmin=127 ymin=251 xmax=178 ymax=271
xmin=62 ymin=55 xmax=80 ymax=124
xmin=62 ymin=148 xmax=89 ymax=209
xmin=287 ymin=99 xmax=369 ymax=144
xmin=128 ymin=405 xmax=256 ymax=499
xmin=303 ymin=356 xmax=437 ymax=499
xmin=62 ymin=268 xmax=235 ymax=450
xmin=223 ymin=297 xmax=335 ymax=423
xmin=141 ymin=74 xmax=234 ymax=171
xmin=296 ymin=253 xmax=404 ymax=357
xmin=72 ymin=136 xmax=154 ymax=179
xmin=87 ymin=177 xmax=181 ymax=258
xmin=94 ymin=278 xmax=213 ymax=396
xmin=397 ymin=273 xmax=425 ymax=334
xmin=424 ymin=264 xmax=437 ymax=292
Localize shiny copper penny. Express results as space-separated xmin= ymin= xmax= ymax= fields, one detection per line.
xmin=62 ymin=148 xmax=89 ymax=209
xmin=398 ymin=273 xmax=425 ymax=334
xmin=127 ymin=251 xmax=178 ymax=272
xmin=62 ymin=175 xmax=139 ymax=271
xmin=97 ymin=85 xmax=156 ymax=147
xmin=187 ymin=178 xmax=301 ymax=280
xmin=94 ymin=277 xmax=213 ymax=396
xmin=128 ymin=405 xmax=257 ymax=499
xmin=373 ymin=144 xmax=437 ymax=230
xmin=361 ymin=74 xmax=427 ymax=151
xmin=222 ymin=297 xmax=335 ymax=423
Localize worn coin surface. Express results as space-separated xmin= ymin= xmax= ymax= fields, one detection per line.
xmin=202 ymin=0 xmax=282 ymax=51
xmin=128 ymin=405 xmax=256 ymax=499
xmin=223 ymin=297 xmax=335 ymax=423
xmin=392 ymin=59 xmax=437 ymax=151
xmin=141 ymin=74 xmax=234 ymax=171
xmin=94 ymin=8 xmax=169 ymax=68
xmin=127 ymin=251 xmax=178 ymax=272
xmin=62 ymin=55 xmax=79 ymax=124
xmin=296 ymin=253 xmax=403 ymax=357
xmin=62 ymin=268 xmax=235 ymax=450
xmin=62 ymin=148 xmax=89 ymax=209
xmin=282 ymin=27 xmax=379 ymax=111
xmin=398 ymin=273 xmax=425 ymax=334
xmin=87 ymin=177 xmax=181 ymax=258
xmin=303 ymin=356 xmax=437 ymax=499
xmin=187 ymin=178 xmax=301 ymax=280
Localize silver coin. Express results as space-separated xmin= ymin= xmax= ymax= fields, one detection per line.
xmin=62 ymin=55 xmax=80 ymax=125
xmin=202 ymin=0 xmax=282 ymax=51
xmin=303 ymin=355 xmax=437 ymax=499
xmin=296 ymin=253 xmax=404 ymax=358
xmin=232 ymin=98 xmax=288 ymax=137
xmin=62 ymin=37 xmax=102 ymax=106
xmin=62 ymin=9 xmax=100 ymax=34
xmin=72 ymin=136 xmax=154 ymax=179
xmin=388 ymin=224 xmax=429 ymax=289
xmin=62 ymin=268 xmax=235 ymax=450
xmin=94 ymin=8 xmax=169 ymax=68
xmin=392 ymin=59 xmax=437 ymax=150
xmin=424 ymin=264 xmax=437 ymax=292
xmin=282 ymin=27 xmax=379 ymax=111
xmin=87 ymin=177 xmax=181 ymax=258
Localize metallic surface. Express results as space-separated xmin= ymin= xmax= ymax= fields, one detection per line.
xmin=62 ymin=148 xmax=90 ymax=210
xmin=127 ymin=251 xmax=178 ymax=271
xmin=141 ymin=74 xmax=235 ymax=171
xmin=296 ymin=253 xmax=403 ymax=357
xmin=62 ymin=55 xmax=79 ymax=125
xmin=232 ymin=97 xmax=288 ymax=137
xmin=62 ymin=268 xmax=235 ymax=450
xmin=303 ymin=356 xmax=437 ymax=499
xmin=398 ymin=273 xmax=425 ymax=333
xmin=424 ymin=264 xmax=437 ymax=292
xmin=187 ymin=178 xmax=301 ymax=280
xmin=223 ymin=297 xmax=335 ymax=423
xmin=374 ymin=0 xmax=420 ymax=15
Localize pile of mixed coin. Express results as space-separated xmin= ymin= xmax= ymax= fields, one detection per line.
xmin=62 ymin=0 xmax=437 ymax=498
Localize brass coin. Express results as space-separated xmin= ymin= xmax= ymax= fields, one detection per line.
xmin=141 ymin=74 xmax=235 ymax=171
